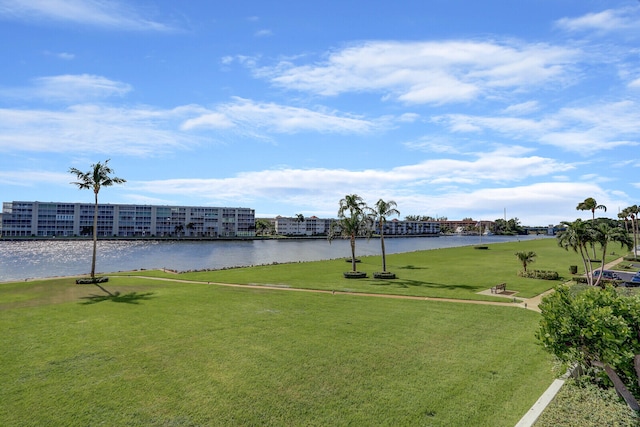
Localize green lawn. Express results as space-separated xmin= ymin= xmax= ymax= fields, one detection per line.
xmin=4 ymin=237 xmax=619 ymax=426
xmin=0 ymin=275 xmax=554 ymax=426
xmin=149 ymin=237 xmax=614 ymax=300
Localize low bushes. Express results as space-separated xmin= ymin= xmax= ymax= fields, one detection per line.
xmin=343 ymin=271 xmax=367 ymax=279
xmin=518 ymin=270 xmax=559 ymax=280
xmin=373 ymin=272 xmax=396 ymax=279
xmin=75 ymin=276 xmax=109 ymax=284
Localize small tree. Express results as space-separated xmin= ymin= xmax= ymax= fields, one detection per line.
xmin=515 ymin=251 xmax=536 ymax=272
xmin=537 ymin=285 xmax=640 ymax=410
xmin=328 ymin=194 xmax=371 ymax=274
xmin=69 ymin=159 xmax=126 ymax=293
xmin=255 ymin=219 xmax=272 ymax=236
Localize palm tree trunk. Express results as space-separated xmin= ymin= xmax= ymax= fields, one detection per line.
xmin=91 ymin=191 xmax=98 ymax=279
xmin=634 ymin=217 xmax=638 ymax=259
xmin=381 ymin=230 xmax=387 ymax=272
xmin=350 ymin=234 xmax=357 ymax=272
xmin=591 ymin=210 xmax=598 ymax=259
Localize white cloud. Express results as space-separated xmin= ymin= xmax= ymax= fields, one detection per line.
xmin=555 ymin=8 xmax=637 ymax=33
xmin=252 ymin=40 xmax=578 ymax=104
xmin=0 ymin=170 xmax=70 ymax=187
xmin=435 ymin=100 xmax=640 ymax=154
xmin=0 ymin=0 xmax=175 ymax=31
xmin=503 ymin=101 xmax=539 ymax=115
xmin=128 ymin=147 xmax=573 ymax=204
xmin=3 ymin=74 xmax=133 ymax=102
xmin=255 ymin=29 xmax=272 ymax=37
xmin=0 ymin=104 xmax=203 ymax=155
xmin=181 ymin=97 xmax=379 ymax=134
xmin=43 ymin=51 xmax=75 ymax=60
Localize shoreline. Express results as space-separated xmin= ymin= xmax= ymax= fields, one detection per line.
xmin=1 ymin=235 xmax=550 ymax=283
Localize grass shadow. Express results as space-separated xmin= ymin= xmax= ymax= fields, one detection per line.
xmin=80 ymin=291 xmax=156 ymax=305
xmin=375 ymin=278 xmax=478 ymax=291
xmin=398 ymin=265 xmax=428 ymax=270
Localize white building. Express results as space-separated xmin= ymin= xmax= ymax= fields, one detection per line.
xmin=1 ymin=201 xmax=255 ymax=238
xmin=273 ymin=216 xmax=439 ymax=237
xmin=274 ymin=216 xmax=332 ymax=236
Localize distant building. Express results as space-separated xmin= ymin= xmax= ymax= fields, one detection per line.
xmin=272 ymin=215 xmax=440 ymax=236
xmin=374 ymin=219 xmax=440 ymax=235
xmin=437 ymin=219 xmax=493 ymax=234
xmin=0 ymin=201 xmax=255 ymax=238
xmin=274 ymin=216 xmax=332 ymax=236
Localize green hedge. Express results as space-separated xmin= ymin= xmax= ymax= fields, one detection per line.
xmin=517 ymin=270 xmax=559 ymax=280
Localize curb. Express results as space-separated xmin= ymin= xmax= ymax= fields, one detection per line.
xmin=514 ymin=368 xmax=575 ymax=427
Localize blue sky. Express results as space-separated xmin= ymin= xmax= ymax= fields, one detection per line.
xmin=0 ymin=0 xmax=639 ymax=225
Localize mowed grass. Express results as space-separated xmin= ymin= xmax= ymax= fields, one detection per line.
xmin=0 ymin=274 xmax=555 ymax=425
xmin=162 ymin=237 xmax=614 ymax=300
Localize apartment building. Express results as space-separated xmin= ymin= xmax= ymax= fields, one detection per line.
xmin=274 ymin=216 xmax=332 ymax=236
xmin=0 ymin=201 xmax=255 ymax=238
xmin=273 ymin=215 xmax=440 ymax=236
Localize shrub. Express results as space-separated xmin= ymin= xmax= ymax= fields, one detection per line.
xmin=373 ymin=272 xmax=396 ymax=279
xmin=75 ymin=276 xmax=109 ymax=284
xmin=518 ymin=269 xmax=559 ymax=280
xmin=343 ymin=271 xmax=367 ymax=279
xmin=535 ymin=378 xmax=640 ymax=427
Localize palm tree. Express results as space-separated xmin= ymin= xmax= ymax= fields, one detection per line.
xmin=557 ymin=219 xmax=593 ymax=284
xmin=576 ymin=197 xmax=607 ymax=220
xmin=295 ymin=213 xmax=305 ymax=236
xmin=370 ymin=199 xmax=400 ymax=273
xmin=328 ymin=194 xmax=371 ymax=273
xmin=576 ymin=197 xmax=607 ymax=258
xmin=69 ymin=160 xmax=126 ymax=290
xmin=255 ymin=219 xmax=272 ymax=236
xmin=558 ymin=218 xmax=632 ymax=286
xmin=590 ymin=219 xmax=633 ymax=287
xmin=515 ymin=251 xmax=536 ymax=272
xmin=623 ymin=205 xmax=639 ymax=260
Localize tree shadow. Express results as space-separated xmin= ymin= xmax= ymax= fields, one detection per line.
xmin=398 ymin=265 xmax=428 ymax=270
xmin=80 ymin=291 xmax=156 ymax=305
xmin=370 ymin=278 xmax=477 ymax=291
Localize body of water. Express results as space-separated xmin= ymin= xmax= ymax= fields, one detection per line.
xmin=0 ymin=234 xmax=547 ymax=282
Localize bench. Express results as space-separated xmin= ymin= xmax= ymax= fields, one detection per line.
xmin=491 ymin=283 xmax=506 ymax=294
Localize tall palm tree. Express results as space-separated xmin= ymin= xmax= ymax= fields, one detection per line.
xmin=69 ymin=160 xmax=126 ymax=287
xmin=558 ymin=218 xmax=632 ymax=287
xmin=328 ymin=194 xmax=370 ymax=273
xmin=576 ymin=197 xmax=607 ymax=220
xmin=618 ymin=210 xmax=629 ymax=233
xmin=590 ymin=219 xmax=633 ymax=287
xmin=370 ymin=199 xmax=400 ymax=273
xmin=576 ymin=197 xmax=607 ymax=258
xmin=623 ymin=205 xmax=639 ymax=259
xmin=557 ymin=219 xmax=593 ymax=284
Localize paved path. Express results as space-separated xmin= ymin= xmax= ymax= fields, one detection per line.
xmin=128 ymin=257 xmax=629 ymax=313
xmin=129 ymin=274 xmax=548 ymax=312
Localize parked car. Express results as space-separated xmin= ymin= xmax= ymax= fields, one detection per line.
xmin=592 ymin=270 xmax=621 ymax=280
xmin=620 ymin=272 xmax=640 ymax=287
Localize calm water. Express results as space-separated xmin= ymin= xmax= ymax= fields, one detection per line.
xmin=0 ymin=235 xmax=546 ymax=282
